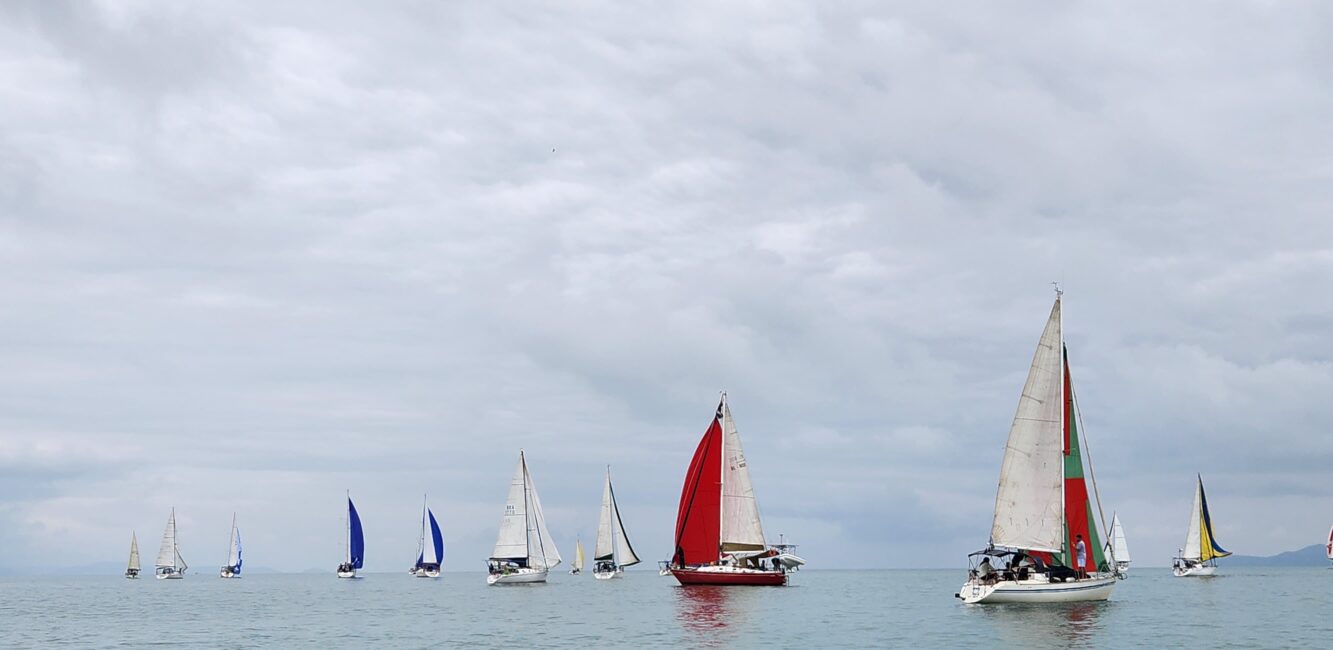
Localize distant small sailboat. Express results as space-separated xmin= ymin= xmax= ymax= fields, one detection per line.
xmin=1326 ymin=525 xmax=1332 ymax=565
xmin=1172 ymin=475 xmax=1229 ymax=577
xmin=125 ymin=532 xmax=141 ymax=579
xmin=667 ymin=394 xmax=804 ymax=586
xmin=155 ymin=508 xmax=188 ymax=580
xmin=1106 ymin=513 xmax=1131 ymax=574
xmin=593 ymin=466 xmax=641 ymax=580
xmin=487 ymin=451 xmax=561 ymax=585
xmin=571 ymin=538 xmax=585 ymax=575
xmin=337 ymin=494 xmax=365 ymax=579
xmin=409 ymin=497 xmax=444 ymax=578
xmin=958 ymin=293 xmax=1118 ymax=604
xmin=219 ymin=513 xmax=242 ymax=578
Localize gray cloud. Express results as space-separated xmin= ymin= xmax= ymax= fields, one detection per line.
xmin=1 ymin=1 xmax=1331 ymax=573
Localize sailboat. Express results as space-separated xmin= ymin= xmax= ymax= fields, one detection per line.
xmin=571 ymin=538 xmax=585 ymax=575
xmin=667 ymin=394 xmax=805 ymax=586
xmin=337 ymin=494 xmax=365 ymax=578
xmin=1326 ymin=525 xmax=1332 ymax=566
xmin=219 ymin=514 xmax=242 ymax=578
xmin=957 ymin=293 xmax=1119 ymax=604
xmin=594 ymin=466 xmax=641 ymax=580
xmin=125 ymin=532 xmax=141 ymax=579
xmin=155 ymin=508 xmax=188 ymax=579
xmin=1106 ymin=513 xmax=1131 ymax=574
xmin=1172 ymin=475 xmax=1230 ymax=576
xmin=487 ymin=451 xmax=561 ymax=584
xmin=409 ymin=497 xmax=444 ymax=578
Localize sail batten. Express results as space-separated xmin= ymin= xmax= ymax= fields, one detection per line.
xmin=990 ymin=299 xmax=1065 ymax=553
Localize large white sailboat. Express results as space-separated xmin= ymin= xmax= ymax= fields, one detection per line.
xmin=155 ymin=508 xmax=188 ymax=580
xmin=1107 ymin=513 xmax=1131 ymax=574
xmin=409 ymin=497 xmax=444 ymax=578
xmin=219 ymin=514 xmax=242 ymax=578
xmin=593 ymin=466 xmax=641 ymax=580
xmin=958 ymin=293 xmax=1119 ymax=604
xmin=1172 ymin=476 xmax=1229 ymax=577
xmin=487 ymin=451 xmax=561 ymax=585
xmin=125 ymin=532 xmax=141 ymax=579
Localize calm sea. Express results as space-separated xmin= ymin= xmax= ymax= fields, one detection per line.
xmin=2 ymin=568 xmax=1330 ymax=648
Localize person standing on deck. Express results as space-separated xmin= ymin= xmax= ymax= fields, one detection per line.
xmin=1074 ymin=535 xmax=1087 ymax=579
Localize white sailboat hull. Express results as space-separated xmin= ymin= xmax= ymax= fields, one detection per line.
xmin=409 ymin=567 xmax=441 ymax=578
xmin=155 ymin=570 xmax=184 ymax=580
xmin=219 ymin=568 xmax=240 ymax=579
xmin=957 ymin=575 xmax=1116 ymax=604
xmin=488 ymin=567 xmax=548 ymax=585
xmin=593 ymin=567 xmax=624 ymax=580
xmin=1173 ymin=564 xmax=1216 ymax=577
xmin=337 ymin=569 xmax=358 ymax=579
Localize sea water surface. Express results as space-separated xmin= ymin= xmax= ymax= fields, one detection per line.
xmin=2 ymin=568 xmax=1330 ymax=648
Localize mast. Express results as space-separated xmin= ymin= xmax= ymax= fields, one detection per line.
xmin=718 ymin=393 xmax=726 ymax=556
xmin=345 ymin=490 xmax=351 ymax=565
xmin=1057 ymin=288 xmax=1067 ymax=555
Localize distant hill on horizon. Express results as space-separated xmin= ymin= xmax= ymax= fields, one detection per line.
xmin=1225 ymin=544 xmax=1329 ymax=567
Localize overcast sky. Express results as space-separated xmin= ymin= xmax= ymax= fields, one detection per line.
xmin=2 ymin=1 xmax=1331 ymax=574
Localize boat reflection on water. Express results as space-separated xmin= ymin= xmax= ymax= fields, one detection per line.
xmin=675 ymin=586 xmax=730 ymax=634
xmin=970 ymin=601 xmax=1108 ymax=646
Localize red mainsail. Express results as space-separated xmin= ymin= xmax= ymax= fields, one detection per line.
xmin=672 ymin=414 xmax=723 ymax=567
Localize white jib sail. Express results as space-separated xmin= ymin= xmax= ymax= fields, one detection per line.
xmin=1110 ymin=513 xmax=1131 ymax=563
xmin=720 ymin=401 xmax=767 ymax=551
xmin=990 ymin=297 xmax=1065 ymax=553
xmin=1183 ymin=479 xmax=1204 ymax=560
xmin=128 ymin=533 xmax=140 ymax=571
xmin=525 ymin=461 xmax=561 ymax=570
xmin=156 ymin=510 xmax=178 ymax=569
xmin=595 ymin=473 xmax=615 ymax=561
xmin=491 ymin=456 xmax=530 ymax=560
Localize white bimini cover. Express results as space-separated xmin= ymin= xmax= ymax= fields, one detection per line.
xmin=990 ymin=298 xmax=1065 ymax=553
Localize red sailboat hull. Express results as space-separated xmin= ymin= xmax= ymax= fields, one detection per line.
xmin=671 ymin=567 xmax=787 ymax=586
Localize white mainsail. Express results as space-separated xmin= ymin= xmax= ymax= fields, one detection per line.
xmin=491 ymin=457 xmax=530 ymax=560
xmin=1182 ymin=480 xmax=1204 ymax=561
xmin=1109 ymin=513 xmax=1131 ymax=563
xmin=157 ymin=510 xmax=181 ymax=569
xmin=525 ymin=463 xmax=561 ymax=570
xmin=226 ymin=515 xmax=241 ymax=568
xmin=573 ymin=539 xmax=585 ymax=572
xmin=990 ymin=298 xmax=1065 ymax=553
xmin=595 ymin=475 xmax=615 ymax=561
xmin=128 ymin=533 xmax=141 ymax=571
xmin=720 ymin=400 xmax=767 ymax=551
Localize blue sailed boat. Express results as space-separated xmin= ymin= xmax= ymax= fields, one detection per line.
xmin=337 ymin=494 xmax=365 ymax=578
xmin=411 ymin=496 xmax=445 ymax=578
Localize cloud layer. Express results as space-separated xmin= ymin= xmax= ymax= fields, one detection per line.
xmin=2 ymin=1 xmax=1331 ymax=572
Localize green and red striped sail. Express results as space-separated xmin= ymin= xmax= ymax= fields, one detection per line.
xmin=1060 ymin=350 xmax=1106 ymax=572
